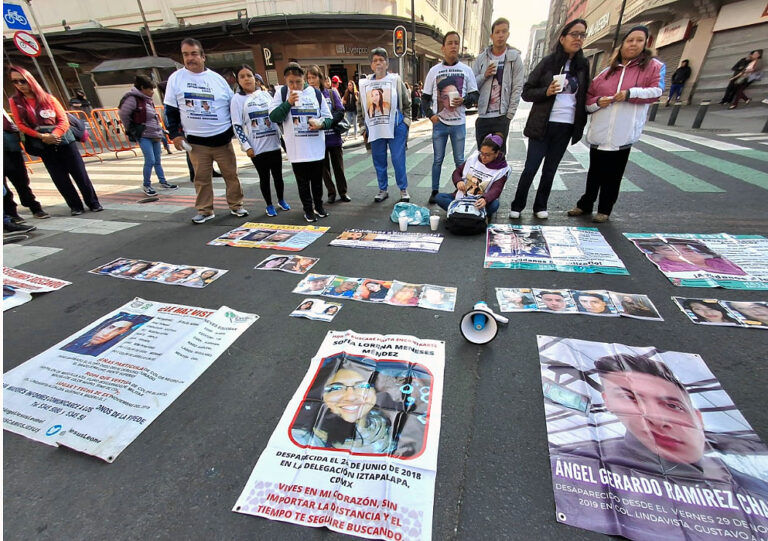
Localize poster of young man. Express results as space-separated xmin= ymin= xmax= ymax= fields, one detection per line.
xmin=330 ymin=229 xmax=444 ymax=254
xmin=625 ymin=233 xmax=768 ymax=289
xmin=3 ymin=298 xmax=257 ymax=462
xmin=2 ymin=267 xmax=71 ymax=311
xmin=495 ymin=288 xmax=663 ymax=320
xmin=234 ymin=330 xmax=445 ymax=541
xmin=538 ymin=335 xmax=768 ymax=541
xmin=89 ymin=259 xmax=226 ymax=288
xmin=209 ymin=223 xmax=329 ymax=251
xmin=485 ymin=226 xmax=628 ymax=274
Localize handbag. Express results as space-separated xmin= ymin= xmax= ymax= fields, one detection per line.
xmin=22 ymin=126 xmax=55 ymax=156
xmin=332 ymin=118 xmax=350 ymax=135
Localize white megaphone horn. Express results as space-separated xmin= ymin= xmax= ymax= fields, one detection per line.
xmin=459 ymin=301 xmax=509 ymax=344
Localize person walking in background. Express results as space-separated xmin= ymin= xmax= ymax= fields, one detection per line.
xmin=68 ymin=90 xmax=93 ymax=115
xmin=358 ymin=47 xmax=412 ymax=203
xmin=164 ymin=38 xmax=247 ymax=224
xmin=422 ymin=31 xmax=479 ymax=204
xmin=472 ymin=17 xmax=524 ymax=155
xmin=729 ymin=49 xmax=763 ymax=109
xmin=342 ymin=80 xmax=359 ymax=139
xmin=719 ymin=53 xmax=750 ymax=105
xmin=567 ymin=25 xmax=664 ymax=223
xmin=118 ymin=75 xmax=178 ymax=196
xmin=411 ymin=82 xmax=422 ymax=120
xmin=666 ymin=59 xmax=691 ymax=105
xmin=307 ymin=65 xmax=350 ymax=204
xmin=231 ymin=65 xmax=289 ymax=217
xmin=3 ymin=110 xmax=48 ymax=221
xmin=8 ymin=66 xmax=102 ymax=216
xmin=510 ymin=19 xmax=589 ymax=220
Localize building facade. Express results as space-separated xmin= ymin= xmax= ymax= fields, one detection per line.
xmin=524 ymin=21 xmax=548 ymax=75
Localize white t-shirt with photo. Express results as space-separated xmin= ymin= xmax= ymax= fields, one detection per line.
xmin=549 ymin=60 xmax=578 ymax=125
xmin=423 ymin=61 xmax=478 ymax=126
xmin=480 ymin=52 xmax=506 ymax=118
xmin=359 ymin=73 xmax=399 ymax=142
xmin=269 ymin=86 xmax=331 ymax=163
xmin=164 ymin=68 xmax=234 ymax=136
xmin=454 ymin=151 xmax=510 ymax=199
xmin=230 ymin=91 xmax=280 ymax=155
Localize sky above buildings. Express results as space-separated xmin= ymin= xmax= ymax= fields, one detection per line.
xmin=491 ymin=2 xmax=550 ymax=56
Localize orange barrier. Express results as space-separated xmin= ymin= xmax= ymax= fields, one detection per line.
xmin=155 ymin=105 xmax=174 ymax=145
xmin=89 ymin=108 xmax=138 ymax=158
xmin=67 ymin=110 xmax=104 ymax=163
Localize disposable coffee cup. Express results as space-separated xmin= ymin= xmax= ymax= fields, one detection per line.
xmin=398 ymin=216 xmax=409 ymax=232
xmin=181 ymin=140 xmax=192 ymax=152
xmin=430 ymin=215 xmax=439 ymax=231
xmin=552 ymin=74 xmax=566 ymax=93
xmin=291 ymin=90 xmax=301 ymax=100
xmin=448 ymin=90 xmax=461 ymax=103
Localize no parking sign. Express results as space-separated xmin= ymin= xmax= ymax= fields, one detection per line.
xmin=13 ymin=30 xmax=40 ymax=57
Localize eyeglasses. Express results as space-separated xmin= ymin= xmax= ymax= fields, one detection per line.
xmin=324 ymin=382 xmax=374 ymax=395
xmin=11 ymin=79 xmax=28 ymax=85
xmin=566 ymin=32 xmax=587 ymax=40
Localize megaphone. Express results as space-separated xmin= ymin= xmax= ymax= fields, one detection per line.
xmin=460 ymin=301 xmax=509 ymax=344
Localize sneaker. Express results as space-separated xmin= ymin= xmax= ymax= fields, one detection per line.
xmin=567 ymin=207 xmax=585 ymax=217
xmin=192 ymin=213 xmax=215 ymax=224
xmin=374 ymin=190 xmax=389 ymax=203
xmin=314 ymin=206 xmax=329 ymax=218
xmin=160 ymin=183 xmax=178 ymax=190
xmin=745 ymin=98 xmax=751 ymax=105
xmin=327 ymin=194 xmax=336 ymax=204
xmin=277 ymin=200 xmax=291 ymax=211
xmin=592 ymin=213 xmax=609 ymax=223
xmin=535 ymin=211 xmax=549 ymax=219
xmin=304 ymin=212 xmax=317 ymax=223
xmin=33 ymin=210 xmax=50 ymax=219
xmin=4 ymin=222 xmax=36 ymax=233
xmin=509 ymin=211 xmax=521 ymax=219
xmin=71 ymin=209 xmax=84 ymax=216
xmin=143 ymin=186 xmax=158 ymax=196
xmin=428 ymin=190 xmax=438 ymax=204
xmin=265 ymin=205 xmax=277 ymax=217
xmin=339 ymin=194 xmax=352 ymax=202
xmin=230 ymin=208 xmax=249 ymax=217
xmin=399 ymin=190 xmax=410 ymax=202
xmin=9 ymin=216 xmax=25 ymax=224
xmin=90 ymin=205 xmax=104 ymax=212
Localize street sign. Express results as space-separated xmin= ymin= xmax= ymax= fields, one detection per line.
xmin=67 ymin=62 xmax=80 ymax=68
xmin=13 ymin=30 xmax=41 ymax=57
xmin=393 ymin=25 xmax=407 ymax=57
xmin=3 ymin=3 xmax=31 ymax=30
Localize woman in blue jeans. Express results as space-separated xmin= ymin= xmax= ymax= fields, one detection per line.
xmin=118 ymin=75 xmax=178 ymax=196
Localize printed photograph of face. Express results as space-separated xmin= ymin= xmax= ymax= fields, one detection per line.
xmin=138 ymin=264 xmax=173 ymax=281
xmin=387 ymin=282 xmax=423 ymax=307
xmin=263 ymin=232 xmax=296 ymax=243
xmin=436 ymin=75 xmax=464 ymax=115
xmin=257 ymin=255 xmax=291 ymax=270
xmin=634 ymin=237 xmax=746 ymax=276
xmin=325 ymin=276 xmax=362 ymax=298
xmin=242 ymin=230 xmax=277 ymax=242
xmin=293 ymin=274 xmax=334 ymax=295
xmin=280 ymin=256 xmax=318 ymax=274
xmin=487 ymin=228 xmax=550 ymax=258
xmin=353 ymin=279 xmax=392 ymax=302
xmin=366 ymin=86 xmax=391 ymax=118
xmin=290 ymin=354 xmax=432 ymax=458
xmin=497 ymin=288 xmax=537 ymax=311
xmin=534 ymin=289 xmax=576 ymax=313
xmin=290 ymin=299 xmax=342 ymax=322
xmin=573 ymin=291 xmax=616 ymax=315
xmin=418 ymin=286 xmax=457 ymax=312
xmin=680 ymin=299 xmax=739 ymax=325
xmin=725 ymin=301 xmax=768 ymax=326
xmin=609 ymin=292 xmax=661 ymax=319
xmin=60 ymin=313 xmax=153 ymax=357
xmin=338 ymin=231 xmax=377 ymax=241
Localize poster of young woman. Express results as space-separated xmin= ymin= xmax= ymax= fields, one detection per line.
xmin=234 ymin=330 xmax=445 ymax=541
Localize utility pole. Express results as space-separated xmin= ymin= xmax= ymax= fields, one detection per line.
xmin=22 ymin=0 xmax=70 ymax=100
xmin=411 ymin=0 xmax=417 ymax=86
xmin=610 ymin=0 xmax=628 ymax=53
xmin=136 ymin=0 xmax=158 ymax=57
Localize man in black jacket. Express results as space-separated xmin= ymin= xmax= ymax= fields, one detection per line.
xmin=666 ymin=59 xmax=691 ymax=105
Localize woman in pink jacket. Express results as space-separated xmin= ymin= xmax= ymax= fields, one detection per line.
xmin=567 ymin=26 xmax=664 ymax=223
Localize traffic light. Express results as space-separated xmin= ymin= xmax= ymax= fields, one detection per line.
xmin=393 ymin=26 xmax=407 ymax=57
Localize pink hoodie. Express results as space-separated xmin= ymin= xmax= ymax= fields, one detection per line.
xmin=585 ymin=57 xmax=665 ymax=150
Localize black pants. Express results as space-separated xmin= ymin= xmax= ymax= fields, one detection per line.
xmin=39 ymin=142 xmax=100 ymax=211
xmin=322 ymin=146 xmax=347 ymax=197
xmin=251 ymin=149 xmax=284 ymax=206
xmin=576 ymin=147 xmax=631 ymax=216
xmin=292 ymin=160 xmax=324 ymax=214
xmin=4 ymin=150 xmax=43 ymax=216
xmin=475 ymin=115 xmax=511 ymax=155
xmin=511 ymin=122 xmax=573 ymax=212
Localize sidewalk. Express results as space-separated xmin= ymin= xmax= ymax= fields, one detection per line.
xmin=646 ymin=100 xmax=768 ymax=133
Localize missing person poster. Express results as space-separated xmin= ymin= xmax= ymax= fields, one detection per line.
xmin=291 ymin=299 xmax=342 ymax=321
xmin=330 ymin=230 xmax=444 ymax=254
xmin=234 ymin=330 xmax=445 ymax=541
xmin=256 ymin=255 xmax=319 ymax=274
xmin=672 ymin=297 xmax=768 ymax=329
xmin=2 ymin=266 xmax=71 ymax=311
xmin=485 ymin=226 xmax=628 ymax=274
xmin=625 ymin=233 xmax=768 ymax=289
xmin=89 ymin=258 xmax=226 ymax=288
xmin=538 ymin=335 xmax=768 ymax=541
xmin=209 ymin=223 xmax=329 ymax=251
xmin=496 ymin=288 xmax=662 ymax=320
xmin=3 ymin=298 xmax=257 ymax=462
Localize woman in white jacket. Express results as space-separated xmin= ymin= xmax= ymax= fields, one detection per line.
xmin=568 ymin=26 xmax=664 ymax=223
xmin=231 ymin=65 xmax=289 ymax=217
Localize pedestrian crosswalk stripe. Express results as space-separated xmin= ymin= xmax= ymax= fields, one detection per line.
xmin=718 ymin=132 xmax=762 ymax=137
xmin=628 ymin=153 xmax=724 ymax=192
xmin=32 ymin=217 xmax=140 ymax=234
xmin=645 ymin=126 xmax=749 ymax=151
xmin=3 ymin=244 xmax=63 ymax=267
xmin=674 ymin=153 xmax=768 ymax=191
xmin=637 ymin=134 xmax=694 ymax=152
xmin=731 ymin=149 xmax=768 ymax=163
xmin=521 ymin=139 xmax=568 ymax=191
xmin=738 ymin=135 xmax=768 ymax=141
xmin=566 ymin=149 xmax=643 ymax=192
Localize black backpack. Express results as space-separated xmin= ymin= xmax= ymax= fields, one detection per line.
xmin=445 ymin=197 xmax=488 ymax=235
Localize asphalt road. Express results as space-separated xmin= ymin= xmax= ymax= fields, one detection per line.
xmin=4 ymin=103 xmax=768 ymax=541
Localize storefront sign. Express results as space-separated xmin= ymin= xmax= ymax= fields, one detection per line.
xmin=262 ymin=46 xmax=275 ymax=69
xmin=713 ymin=0 xmax=768 ymax=32
xmin=334 ymin=44 xmax=369 ymax=56
xmin=623 ymin=0 xmax=676 ymax=22
xmin=585 ymin=12 xmax=610 ymax=43
xmin=656 ymin=18 xmax=691 ymax=48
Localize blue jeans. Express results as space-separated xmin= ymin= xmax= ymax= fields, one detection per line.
xmin=370 ymin=114 xmax=409 ymax=191
xmin=138 ymin=137 xmax=167 ymax=187
xmin=431 ymin=121 xmax=465 ymax=191
xmin=668 ymin=84 xmax=684 ymax=101
xmin=435 ymin=192 xmax=499 ymax=216
xmin=344 ymin=111 xmax=357 ymax=138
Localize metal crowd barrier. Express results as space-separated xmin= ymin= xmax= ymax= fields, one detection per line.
xmin=89 ymin=108 xmax=138 ymax=158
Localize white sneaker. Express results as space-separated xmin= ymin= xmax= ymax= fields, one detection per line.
xmin=191 ymin=213 xmax=215 ymax=224
xmin=535 ymin=211 xmax=549 ymax=219
xmin=230 ymin=208 xmax=249 ymax=217
xmin=509 ymin=211 xmax=521 ymax=219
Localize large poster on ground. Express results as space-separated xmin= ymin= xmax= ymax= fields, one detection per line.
xmin=3 ymin=266 xmax=71 ymax=311
xmin=3 ymin=298 xmax=257 ymax=462
xmin=538 ymin=335 xmax=768 ymax=541
xmin=209 ymin=223 xmax=329 ymax=251
xmin=330 ymin=230 xmax=444 ymax=254
xmin=234 ymin=330 xmax=445 ymax=541
xmin=485 ymin=225 xmax=628 ymax=274
xmin=625 ymin=233 xmax=768 ymax=289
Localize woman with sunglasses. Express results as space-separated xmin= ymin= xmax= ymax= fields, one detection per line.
xmin=8 ymin=66 xmax=102 ymax=215
xmin=509 ymin=19 xmax=589 ymax=220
